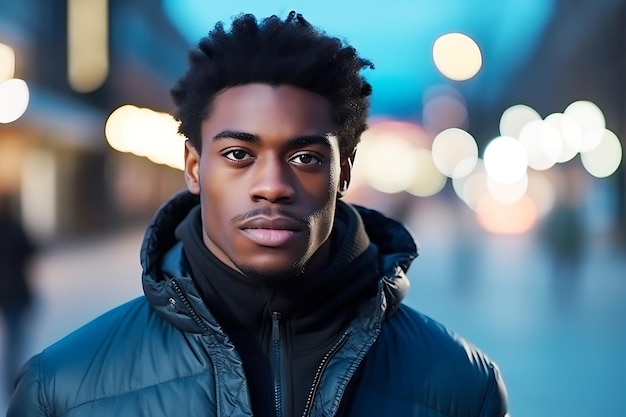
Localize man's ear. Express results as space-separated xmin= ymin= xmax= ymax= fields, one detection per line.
xmin=184 ymin=141 xmax=201 ymax=195
xmin=337 ymin=149 xmax=357 ymax=198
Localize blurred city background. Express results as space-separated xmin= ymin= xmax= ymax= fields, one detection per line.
xmin=0 ymin=0 xmax=625 ymax=416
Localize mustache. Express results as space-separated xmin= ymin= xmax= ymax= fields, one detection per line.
xmin=231 ymin=207 xmax=309 ymax=226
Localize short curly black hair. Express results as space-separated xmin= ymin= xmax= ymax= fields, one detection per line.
xmin=170 ymin=11 xmax=373 ymax=159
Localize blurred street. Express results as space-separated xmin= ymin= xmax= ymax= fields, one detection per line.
xmin=1 ymin=199 xmax=624 ymax=416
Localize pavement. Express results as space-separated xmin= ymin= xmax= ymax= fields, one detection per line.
xmin=1 ymin=198 xmax=625 ymax=416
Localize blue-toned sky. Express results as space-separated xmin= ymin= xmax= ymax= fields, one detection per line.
xmin=163 ymin=0 xmax=555 ymax=118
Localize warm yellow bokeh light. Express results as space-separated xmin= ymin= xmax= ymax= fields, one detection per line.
xmin=0 ymin=43 xmax=16 ymax=82
xmin=406 ymin=148 xmax=447 ymax=197
xmin=433 ymin=33 xmax=482 ymax=81
xmin=361 ymin=136 xmax=419 ymax=194
xmin=68 ymin=0 xmax=109 ymax=92
xmin=105 ymin=104 xmax=186 ymax=170
xmin=105 ymin=105 xmax=141 ymax=153
xmin=356 ymin=120 xmax=430 ymax=194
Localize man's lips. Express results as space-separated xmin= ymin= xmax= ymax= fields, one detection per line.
xmin=238 ymin=216 xmax=303 ymax=247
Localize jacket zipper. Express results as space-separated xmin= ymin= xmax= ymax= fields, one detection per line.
xmin=171 ymin=279 xmax=210 ymax=333
xmin=301 ymin=331 xmax=351 ymax=417
xmin=272 ymin=311 xmax=285 ymax=417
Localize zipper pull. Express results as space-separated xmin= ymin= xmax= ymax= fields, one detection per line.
xmin=272 ymin=311 xmax=281 ymax=341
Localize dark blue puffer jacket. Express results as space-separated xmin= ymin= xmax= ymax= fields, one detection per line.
xmin=7 ymin=192 xmax=507 ymax=416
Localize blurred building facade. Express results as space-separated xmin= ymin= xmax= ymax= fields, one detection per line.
xmin=0 ymin=0 xmax=188 ymax=242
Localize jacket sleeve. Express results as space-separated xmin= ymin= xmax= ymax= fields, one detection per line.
xmin=480 ymin=362 xmax=509 ymax=417
xmin=6 ymin=354 xmax=51 ymax=417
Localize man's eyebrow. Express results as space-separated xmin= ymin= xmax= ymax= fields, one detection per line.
xmin=213 ymin=130 xmax=260 ymax=143
xmin=213 ymin=131 xmax=332 ymax=147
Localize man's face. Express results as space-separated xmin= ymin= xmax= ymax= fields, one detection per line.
xmin=184 ymin=83 xmax=353 ymax=282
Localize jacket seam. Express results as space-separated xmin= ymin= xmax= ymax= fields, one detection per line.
xmin=57 ymin=370 xmax=211 ymax=413
xmin=38 ymin=352 xmax=52 ymax=417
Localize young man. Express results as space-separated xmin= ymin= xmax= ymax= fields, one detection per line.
xmin=8 ymin=12 xmax=507 ymax=417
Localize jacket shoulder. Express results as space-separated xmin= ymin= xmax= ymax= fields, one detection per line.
xmin=351 ymin=304 xmax=508 ymax=416
xmin=8 ymin=297 xmax=211 ymax=416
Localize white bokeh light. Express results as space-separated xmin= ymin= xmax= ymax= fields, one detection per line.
xmin=483 ymin=136 xmax=528 ymax=184
xmin=431 ymin=128 xmax=478 ymax=178
xmin=499 ymin=104 xmax=541 ymax=139
xmin=0 ymin=78 xmax=30 ymax=123
xmin=544 ymin=112 xmax=582 ymax=163
xmin=563 ymin=100 xmax=605 ymax=152
xmin=518 ymin=120 xmax=561 ymax=171
xmin=580 ymin=129 xmax=623 ymax=178
xmin=452 ymin=159 xmax=487 ymax=210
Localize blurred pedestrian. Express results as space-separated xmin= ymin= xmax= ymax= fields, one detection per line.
xmin=0 ymin=193 xmax=35 ymax=400
xmin=8 ymin=12 xmax=507 ymax=416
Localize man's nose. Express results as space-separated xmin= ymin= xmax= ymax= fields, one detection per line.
xmin=249 ymin=157 xmax=295 ymax=203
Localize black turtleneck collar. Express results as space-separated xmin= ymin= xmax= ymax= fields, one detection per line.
xmin=175 ymin=200 xmax=378 ymax=331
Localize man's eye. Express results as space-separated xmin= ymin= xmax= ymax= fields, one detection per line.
xmin=291 ymin=153 xmax=321 ymax=166
xmin=223 ymin=149 xmax=253 ymax=161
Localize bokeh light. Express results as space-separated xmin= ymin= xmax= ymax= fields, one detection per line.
xmin=475 ymin=194 xmax=538 ymax=234
xmin=406 ymin=148 xmax=448 ymax=197
xmin=452 ymin=159 xmax=488 ymax=210
xmin=543 ymin=112 xmax=581 ymax=163
xmin=518 ymin=119 xmax=561 ymax=171
xmin=356 ymin=120 xmax=431 ymax=194
xmin=563 ymin=100 xmax=605 ymax=152
xmin=0 ymin=78 xmax=30 ymax=123
xmin=105 ymin=104 xmax=186 ymax=170
xmin=483 ymin=136 xmax=528 ymax=184
xmin=67 ymin=0 xmax=109 ymax=92
xmin=433 ymin=32 xmax=482 ymax=81
xmin=0 ymin=43 xmax=16 ymax=82
xmin=431 ymin=128 xmax=478 ymax=178
xmin=487 ymin=173 xmax=528 ymax=204
xmin=499 ymin=104 xmax=541 ymax=139
xmin=359 ymin=134 xmax=419 ymax=193
xmin=422 ymin=85 xmax=468 ymax=132
xmin=580 ymin=129 xmax=623 ymax=178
